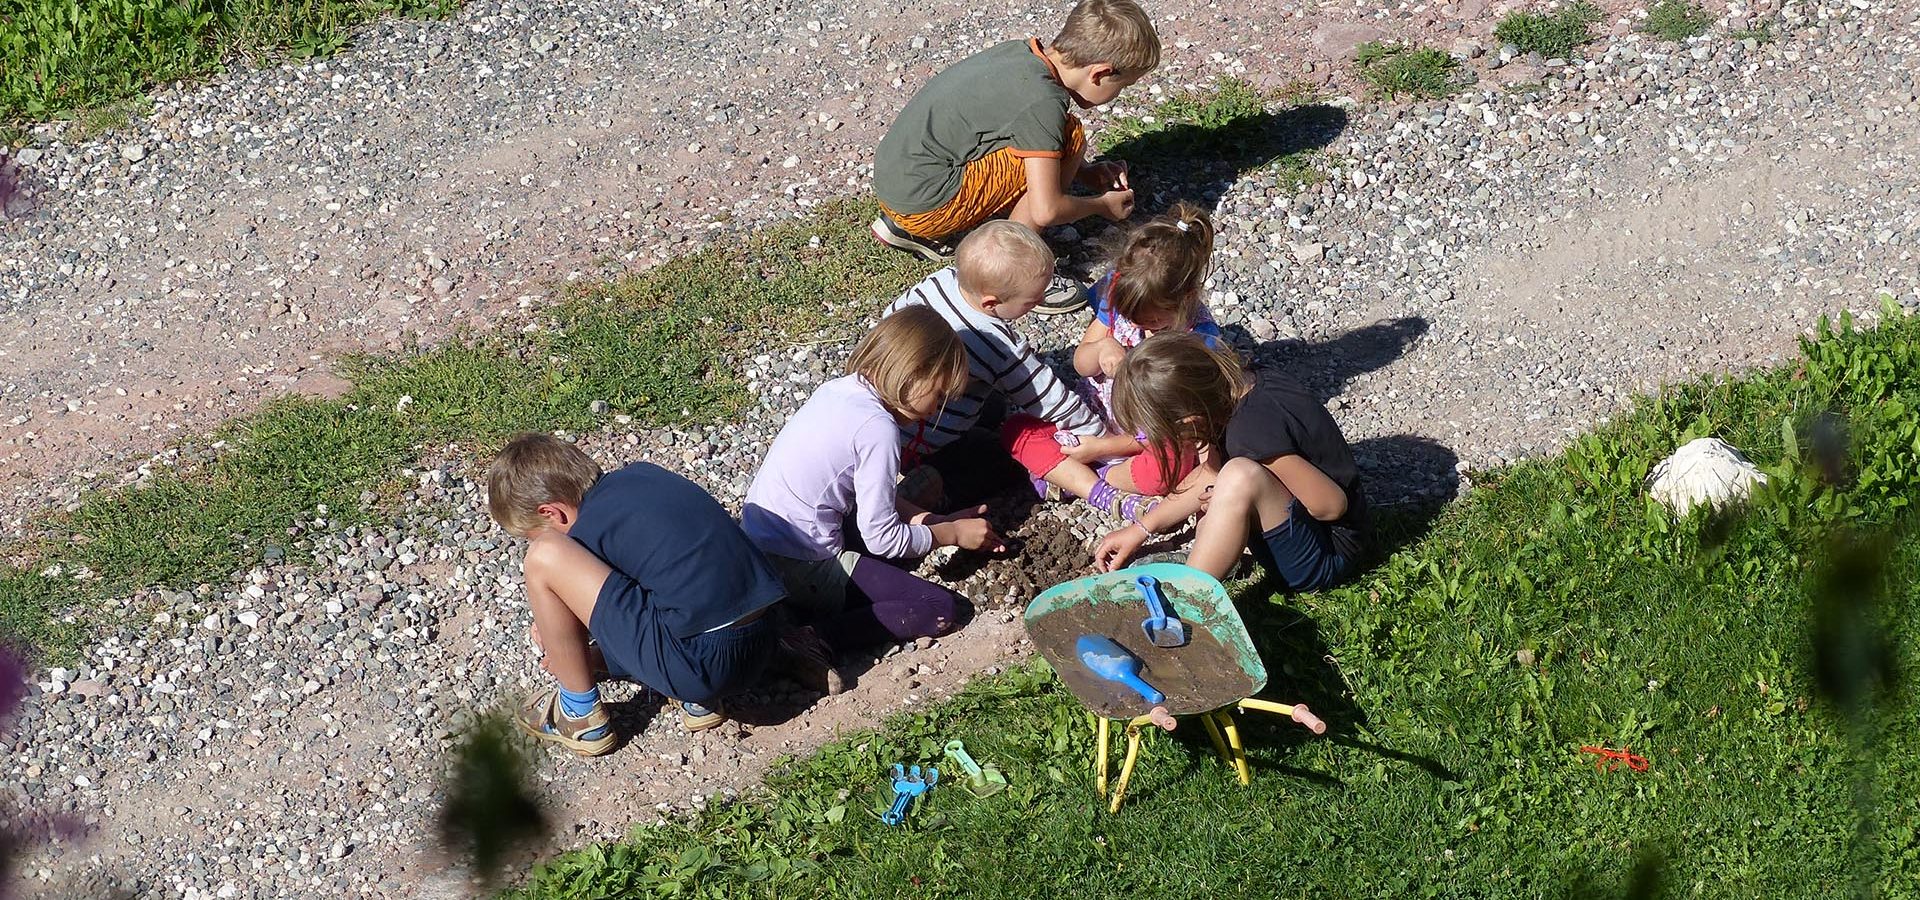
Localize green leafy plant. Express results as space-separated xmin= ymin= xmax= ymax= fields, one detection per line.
xmin=1640 ymin=0 xmax=1714 ymax=42
xmin=1353 ymin=42 xmax=1464 ymax=101
xmin=1495 ymin=1 xmax=1605 ymax=58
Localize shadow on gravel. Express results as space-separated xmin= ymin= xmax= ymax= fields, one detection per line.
xmin=1352 ymin=433 xmax=1461 ymax=562
xmin=1233 ymin=315 xmax=1432 ymax=405
xmin=1102 ymin=104 xmax=1350 ymax=215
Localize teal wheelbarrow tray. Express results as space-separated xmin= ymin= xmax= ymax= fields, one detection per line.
xmin=1023 ymin=562 xmax=1325 ymax=812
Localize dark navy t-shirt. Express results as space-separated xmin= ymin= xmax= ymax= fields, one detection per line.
xmin=1222 ymin=366 xmax=1368 ymax=558
xmin=569 ymin=462 xmax=786 ymax=639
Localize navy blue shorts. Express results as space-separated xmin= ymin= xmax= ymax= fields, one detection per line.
xmin=588 ymin=571 xmax=778 ymax=706
xmin=1251 ymin=499 xmax=1357 ymax=592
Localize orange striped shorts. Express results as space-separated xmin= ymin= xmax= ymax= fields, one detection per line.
xmin=880 ymin=116 xmax=1085 ymax=241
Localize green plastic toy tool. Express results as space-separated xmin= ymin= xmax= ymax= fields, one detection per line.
xmin=943 ymin=740 xmax=1008 ymax=797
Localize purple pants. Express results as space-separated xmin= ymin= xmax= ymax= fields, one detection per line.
xmin=815 ymin=555 xmax=964 ymax=651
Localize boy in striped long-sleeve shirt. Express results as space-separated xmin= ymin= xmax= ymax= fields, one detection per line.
xmin=881 ymin=221 xmax=1160 ymax=524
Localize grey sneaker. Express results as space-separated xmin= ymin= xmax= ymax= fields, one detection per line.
xmin=871 ymin=215 xmax=954 ymax=262
xmin=678 ymin=699 xmax=726 ymax=732
xmin=1033 ymin=273 xmax=1088 ymax=315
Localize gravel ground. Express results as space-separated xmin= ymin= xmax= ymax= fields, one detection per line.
xmin=6 ymin=0 xmax=1920 ymax=896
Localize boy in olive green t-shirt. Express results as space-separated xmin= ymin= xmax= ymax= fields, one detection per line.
xmin=870 ymin=0 xmax=1160 ymax=314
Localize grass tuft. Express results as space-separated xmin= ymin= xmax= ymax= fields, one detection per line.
xmin=1 ymin=0 xmax=462 ymax=126
xmin=1353 ymin=42 xmax=1464 ymax=101
xmin=1640 ymin=0 xmax=1714 ymax=42
xmin=1495 ymin=1 xmax=1605 ymax=58
xmin=1732 ymin=19 xmax=1776 ymax=44
xmin=1097 ymin=77 xmax=1338 ymax=190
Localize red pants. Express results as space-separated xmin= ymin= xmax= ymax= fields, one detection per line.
xmin=1000 ymin=415 xmax=1195 ymax=496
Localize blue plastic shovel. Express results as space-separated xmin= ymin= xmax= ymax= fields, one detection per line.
xmin=1076 ymin=635 xmax=1165 ymax=704
xmin=1135 ymin=575 xmax=1189 ymax=648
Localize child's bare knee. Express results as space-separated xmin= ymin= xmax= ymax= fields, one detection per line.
xmin=1215 ymin=457 xmax=1267 ymax=494
xmin=521 ymin=536 xmax=575 ymax=583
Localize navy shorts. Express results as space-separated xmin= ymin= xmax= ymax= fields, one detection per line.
xmin=588 ymin=571 xmax=778 ymax=706
xmin=1251 ymin=499 xmax=1357 ymax=592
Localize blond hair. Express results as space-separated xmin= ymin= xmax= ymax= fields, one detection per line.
xmin=853 ymin=306 xmax=971 ymax=416
xmin=487 ymin=433 xmax=603 ymax=537
xmin=1110 ymin=333 xmax=1245 ymax=478
xmin=1053 ymin=0 xmax=1161 ymax=75
xmin=954 ymin=220 xmax=1053 ymax=300
xmin=1105 ymin=200 xmax=1215 ymax=329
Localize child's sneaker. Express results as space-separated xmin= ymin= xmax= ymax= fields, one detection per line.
xmin=776 ymin=625 xmax=848 ymax=695
xmin=1030 ymin=475 xmax=1064 ymax=502
xmin=872 ymin=215 xmax=954 ymax=261
xmin=1086 ymin=475 xmax=1159 ymax=523
xmin=515 ymin=688 xmax=618 ymax=757
xmin=679 ymin=699 xmax=727 ymax=733
xmin=1033 ymin=273 xmax=1088 ymax=315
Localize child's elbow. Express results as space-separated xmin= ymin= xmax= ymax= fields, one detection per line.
xmin=1024 ymin=191 xmax=1067 ymax=225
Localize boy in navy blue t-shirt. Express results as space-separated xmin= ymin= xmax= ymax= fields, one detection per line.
xmin=487 ymin=434 xmax=792 ymax=752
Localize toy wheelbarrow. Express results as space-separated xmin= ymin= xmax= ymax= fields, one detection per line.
xmin=1024 ymin=562 xmax=1326 ymax=812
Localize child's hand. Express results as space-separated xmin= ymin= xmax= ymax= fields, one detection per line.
xmin=949 ymin=517 xmax=1006 ymax=553
xmin=1082 ymin=160 xmax=1129 ymax=191
xmin=1093 ymin=523 xmax=1150 ymax=572
xmin=1096 ymin=341 xmax=1126 ymax=377
xmin=1099 ymin=189 xmax=1136 ymax=221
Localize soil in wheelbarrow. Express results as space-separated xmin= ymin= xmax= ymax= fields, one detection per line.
xmin=1024 ymin=582 xmax=1256 ymax=718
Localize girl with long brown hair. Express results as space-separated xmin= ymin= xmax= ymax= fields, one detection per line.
xmin=1096 ymin=333 xmax=1368 ymax=592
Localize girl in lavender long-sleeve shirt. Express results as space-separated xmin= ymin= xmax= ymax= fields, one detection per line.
xmin=744 ymin=307 xmax=1003 ymax=652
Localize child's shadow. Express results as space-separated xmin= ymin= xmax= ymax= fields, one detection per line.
xmin=1099 ymin=103 xmax=1350 ymax=216
xmin=1228 ymin=316 xmax=1432 ymax=406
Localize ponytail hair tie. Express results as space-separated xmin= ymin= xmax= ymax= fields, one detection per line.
xmin=1174 ymin=221 xmax=1191 ymax=232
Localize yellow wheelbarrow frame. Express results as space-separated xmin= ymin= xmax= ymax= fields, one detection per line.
xmin=1093 ymin=698 xmax=1321 ymax=813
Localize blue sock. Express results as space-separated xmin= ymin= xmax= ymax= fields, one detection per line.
xmin=558 ymin=685 xmax=599 ymax=718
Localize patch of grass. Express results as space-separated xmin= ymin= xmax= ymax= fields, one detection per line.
xmin=64 ymin=95 xmax=154 ymax=143
xmin=1495 ymin=1 xmax=1605 ymax=58
xmin=0 ymin=0 xmax=461 ymax=126
xmin=1640 ymin=0 xmax=1714 ymax=42
xmin=0 ymin=200 xmax=935 ymax=661
xmin=1097 ymin=77 xmax=1343 ymax=191
xmin=1353 ymin=42 xmax=1464 ymax=102
xmin=1732 ymin=20 xmax=1776 ymax=44
xmin=508 ymin=302 xmax=1920 ymax=897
